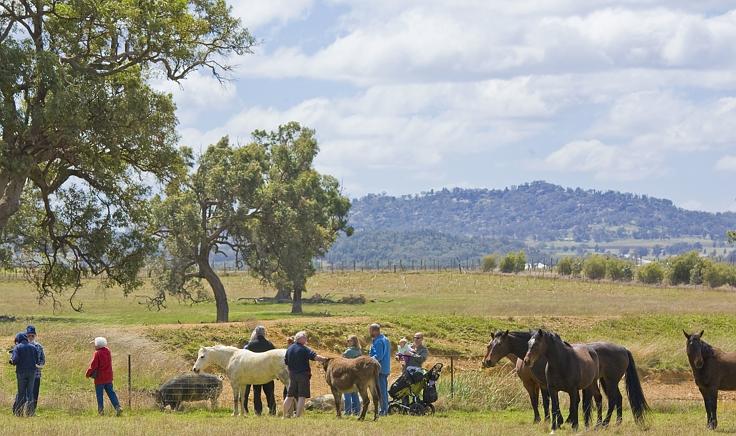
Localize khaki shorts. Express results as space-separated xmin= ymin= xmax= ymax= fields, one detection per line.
xmin=287 ymin=372 xmax=311 ymax=398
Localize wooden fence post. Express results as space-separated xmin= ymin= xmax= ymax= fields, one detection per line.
xmin=128 ymin=354 xmax=132 ymax=409
xmin=450 ymin=356 xmax=454 ymax=398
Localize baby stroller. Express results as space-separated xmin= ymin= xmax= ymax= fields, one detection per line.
xmin=387 ymin=363 xmax=443 ymax=416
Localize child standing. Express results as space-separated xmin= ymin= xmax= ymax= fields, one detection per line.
xmin=85 ymin=337 xmax=122 ymax=416
xmin=342 ymin=335 xmax=362 ymax=416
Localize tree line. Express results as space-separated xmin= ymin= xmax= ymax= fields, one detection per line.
xmin=481 ymin=250 xmax=736 ymax=289
xmin=0 ymin=1 xmax=349 ymax=321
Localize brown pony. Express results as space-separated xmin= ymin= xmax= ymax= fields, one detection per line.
xmin=684 ymin=330 xmax=736 ymax=430
xmin=322 ymin=355 xmax=381 ymax=421
xmin=524 ymin=329 xmax=600 ymax=432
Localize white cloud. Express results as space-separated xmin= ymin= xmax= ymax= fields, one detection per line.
xmin=228 ymin=0 xmax=313 ymax=30
xmin=543 ymin=139 xmax=662 ymax=180
xmin=241 ymin=5 xmax=736 ymax=85
xmin=715 ymin=155 xmax=736 ymax=171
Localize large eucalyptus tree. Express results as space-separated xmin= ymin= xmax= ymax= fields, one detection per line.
xmin=0 ymin=0 xmax=254 ymax=307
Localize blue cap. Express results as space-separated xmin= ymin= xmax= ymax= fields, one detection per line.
xmin=15 ymin=333 xmax=28 ymax=343
xmin=26 ymin=325 xmax=36 ymax=335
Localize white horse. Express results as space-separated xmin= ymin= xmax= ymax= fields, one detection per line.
xmin=192 ymin=345 xmax=289 ymax=416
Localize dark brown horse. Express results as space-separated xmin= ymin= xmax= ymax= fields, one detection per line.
xmin=684 ymin=330 xmax=736 ymax=430
xmin=588 ymin=341 xmax=649 ymax=426
xmin=524 ymin=329 xmax=600 ymax=432
xmin=483 ymin=330 xmax=565 ymax=425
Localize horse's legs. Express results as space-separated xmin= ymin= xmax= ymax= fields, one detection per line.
xmin=549 ymin=389 xmax=561 ymax=432
xmin=357 ymin=386 xmax=370 ymax=421
xmin=701 ymin=388 xmax=718 ymax=430
xmin=568 ymin=390 xmax=580 ymax=431
xmin=599 ymin=378 xmax=614 ymax=426
xmin=231 ymin=383 xmax=240 ymax=416
xmin=541 ymin=388 xmax=550 ymax=422
xmin=582 ymin=388 xmax=593 ymax=428
xmin=614 ymin=383 xmax=623 ymax=425
xmin=523 ymin=378 xmax=541 ymax=423
xmin=331 ymin=388 xmax=342 ymax=419
xmin=592 ymin=381 xmax=603 ymax=426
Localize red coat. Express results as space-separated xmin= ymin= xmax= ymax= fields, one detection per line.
xmin=86 ymin=347 xmax=114 ymax=385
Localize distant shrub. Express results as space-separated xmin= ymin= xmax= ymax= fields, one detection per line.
xmin=481 ymin=254 xmax=498 ymax=272
xmin=500 ymin=251 xmax=526 ymax=274
xmin=688 ymin=257 xmax=712 ymax=286
xmin=514 ymin=251 xmax=526 ymax=273
xmin=557 ymin=257 xmax=575 ymax=276
xmin=704 ymin=263 xmax=735 ymax=288
xmin=667 ymin=251 xmax=700 ymax=285
xmin=637 ymin=262 xmax=665 ymax=285
xmin=583 ymin=255 xmax=607 ymax=280
xmin=606 ymin=257 xmax=635 ymax=281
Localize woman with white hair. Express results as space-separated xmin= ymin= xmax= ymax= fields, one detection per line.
xmin=243 ymin=325 xmax=277 ymax=415
xmin=85 ymin=337 xmax=122 ymax=416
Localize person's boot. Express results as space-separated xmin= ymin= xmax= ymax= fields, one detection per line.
xmin=115 ymin=407 xmax=123 ymax=417
xmin=98 ymin=409 xmax=104 ymax=416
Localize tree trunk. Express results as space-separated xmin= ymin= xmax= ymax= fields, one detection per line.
xmin=199 ymin=260 xmax=229 ymax=322
xmin=274 ymin=285 xmax=291 ymax=301
xmin=0 ymin=170 xmax=26 ymax=231
xmin=291 ymin=281 xmax=304 ymax=314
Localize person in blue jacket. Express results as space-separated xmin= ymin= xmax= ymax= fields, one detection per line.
xmin=25 ymin=325 xmax=45 ymax=412
xmin=10 ymin=332 xmax=40 ymax=417
xmin=369 ymin=323 xmax=390 ymax=416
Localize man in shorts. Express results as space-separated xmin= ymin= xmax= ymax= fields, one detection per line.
xmin=282 ymin=331 xmax=326 ymax=418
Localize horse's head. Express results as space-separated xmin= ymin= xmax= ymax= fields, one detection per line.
xmin=684 ymin=330 xmax=706 ymax=369
xmin=321 ymin=357 xmax=333 ymax=372
xmin=153 ymin=389 xmax=164 ymax=409
xmin=483 ymin=330 xmax=510 ymax=368
xmin=192 ymin=346 xmax=211 ymax=373
xmin=523 ymin=329 xmax=549 ymax=367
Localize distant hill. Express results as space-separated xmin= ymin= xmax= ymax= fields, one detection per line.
xmin=325 ymin=181 xmax=736 ymax=264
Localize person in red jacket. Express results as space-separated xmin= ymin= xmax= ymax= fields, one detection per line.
xmin=85 ymin=337 xmax=122 ymax=416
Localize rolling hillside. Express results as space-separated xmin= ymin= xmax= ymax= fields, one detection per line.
xmin=326 ymin=181 xmax=736 ymax=264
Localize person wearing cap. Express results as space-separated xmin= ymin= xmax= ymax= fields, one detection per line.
xmin=10 ymin=332 xmax=40 ymax=416
xmin=368 ymin=323 xmax=390 ymax=416
xmin=25 ymin=326 xmax=45 ymax=411
xmin=85 ymin=337 xmax=122 ymax=416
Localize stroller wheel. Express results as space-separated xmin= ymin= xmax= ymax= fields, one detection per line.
xmin=425 ymin=403 xmax=435 ymax=416
xmin=388 ymin=404 xmax=404 ymax=415
xmin=409 ymin=403 xmax=426 ymax=416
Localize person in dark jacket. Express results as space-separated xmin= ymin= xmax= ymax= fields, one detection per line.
xmin=10 ymin=332 xmax=39 ymax=416
xmin=25 ymin=325 xmax=45 ymax=412
xmin=243 ymin=326 xmax=277 ymax=415
xmin=85 ymin=337 xmax=122 ymax=416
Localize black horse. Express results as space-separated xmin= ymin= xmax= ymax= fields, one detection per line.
xmin=524 ymin=329 xmax=600 ymax=432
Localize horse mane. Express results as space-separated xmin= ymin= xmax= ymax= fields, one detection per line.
xmin=547 ymin=331 xmax=573 ymax=349
xmin=700 ymin=340 xmax=716 ymax=359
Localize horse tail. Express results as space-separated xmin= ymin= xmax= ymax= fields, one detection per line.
xmin=625 ymin=349 xmax=649 ymax=425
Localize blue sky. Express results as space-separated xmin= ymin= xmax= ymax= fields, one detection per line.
xmin=154 ymin=1 xmax=736 ymax=212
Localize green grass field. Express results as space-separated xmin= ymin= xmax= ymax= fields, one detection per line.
xmin=0 ymin=271 xmax=733 ymax=434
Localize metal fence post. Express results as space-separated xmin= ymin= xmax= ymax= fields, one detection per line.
xmin=128 ymin=354 xmax=132 ymax=409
